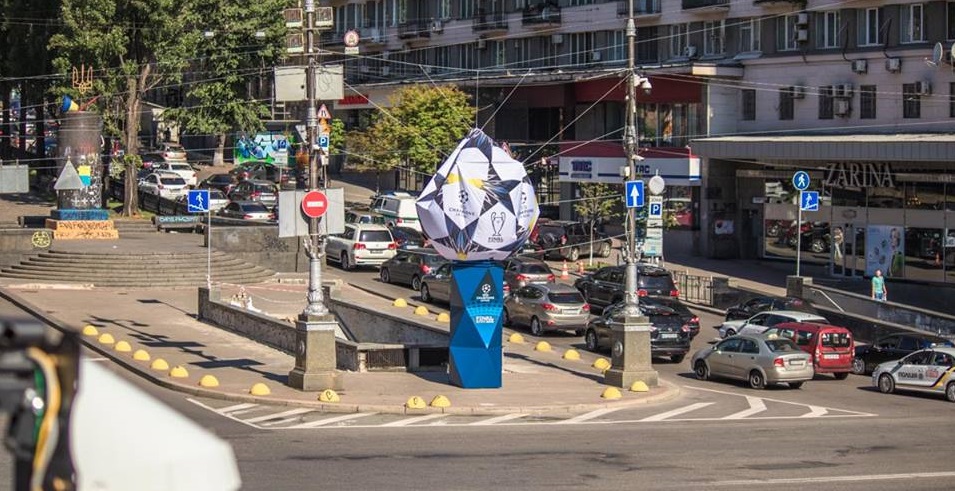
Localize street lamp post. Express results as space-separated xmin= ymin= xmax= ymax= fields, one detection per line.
xmin=623 ymin=10 xmax=640 ymax=317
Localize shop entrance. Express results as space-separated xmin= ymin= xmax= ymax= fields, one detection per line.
xmin=832 ymin=223 xmax=864 ymax=277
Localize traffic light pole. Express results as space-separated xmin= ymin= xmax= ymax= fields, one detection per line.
xmin=302 ymin=0 xmax=328 ymax=319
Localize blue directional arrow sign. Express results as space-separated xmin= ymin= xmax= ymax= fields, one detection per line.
xmin=187 ymin=189 xmax=210 ymax=213
xmin=792 ymin=170 xmax=811 ymax=191
xmin=800 ymin=190 xmax=819 ymax=212
xmin=625 ymin=180 xmax=645 ymax=208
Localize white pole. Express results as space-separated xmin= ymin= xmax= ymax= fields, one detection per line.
xmin=207 ymin=208 xmax=212 ymax=289
xmin=796 ymin=205 xmax=802 ymax=277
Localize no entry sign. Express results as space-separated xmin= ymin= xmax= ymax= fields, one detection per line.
xmin=301 ymin=190 xmax=328 ymax=218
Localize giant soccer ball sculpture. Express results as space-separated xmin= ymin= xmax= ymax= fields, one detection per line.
xmin=416 ymin=128 xmax=539 ymax=388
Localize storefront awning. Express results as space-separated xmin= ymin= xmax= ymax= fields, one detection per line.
xmin=690 ymin=134 xmax=955 ymax=162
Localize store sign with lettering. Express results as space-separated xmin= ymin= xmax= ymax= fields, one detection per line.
xmin=824 ymin=163 xmax=894 ymax=189
xmin=338 ymin=94 xmax=370 ymax=105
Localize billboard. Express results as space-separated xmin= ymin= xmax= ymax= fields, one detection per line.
xmin=866 ymin=225 xmax=904 ymax=277
xmin=234 ymin=132 xmax=294 ymax=166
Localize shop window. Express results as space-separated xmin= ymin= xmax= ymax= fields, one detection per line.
xmin=903 ymin=83 xmax=921 ymax=119
xmin=664 ymin=186 xmax=696 ymax=230
xmin=905 ymin=227 xmax=944 ymax=283
xmin=742 ymin=89 xmax=756 ymax=121
xmin=905 ymin=182 xmax=945 ymax=210
xmin=867 ymin=186 xmax=903 ymax=209
xmin=830 ymin=184 xmax=865 ymax=207
xmin=860 ymin=85 xmax=877 ymax=119
xmin=778 ymin=88 xmax=794 ymax=120
xmin=818 ymin=86 xmax=834 ymax=119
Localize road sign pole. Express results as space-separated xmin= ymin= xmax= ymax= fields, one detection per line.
xmin=796 ymin=205 xmax=802 ymax=277
xmin=207 ymin=208 xmax=212 ymax=289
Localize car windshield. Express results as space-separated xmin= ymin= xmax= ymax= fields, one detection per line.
xmin=639 ymin=274 xmax=675 ymax=290
xmin=422 ymin=255 xmax=446 ymax=266
xmin=210 ymin=175 xmax=232 ymax=183
xmin=548 ymin=292 xmax=584 ymax=304
xmin=821 ymin=331 xmax=851 ymax=348
xmin=521 ymin=264 xmax=551 ymax=274
xmin=170 ymin=164 xmax=192 ymax=171
xmin=360 ymin=231 xmax=392 ymax=242
xmin=240 ymin=203 xmax=269 ymax=212
xmin=765 ymin=339 xmax=801 ymax=352
xmin=160 ymin=176 xmax=186 ymax=185
xmin=254 ymin=184 xmax=275 ymax=193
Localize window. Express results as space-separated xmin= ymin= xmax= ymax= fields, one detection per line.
xmin=669 ymin=23 xmax=689 ymax=58
xmin=819 ymin=86 xmax=834 ymax=119
xmin=438 ymin=0 xmax=451 ymax=19
xmin=703 ymin=20 xmax=725 ymax=55
xmin=858 ymin=8 xmax=882 ymax=46
xmin=903 ymin=83 xmax=921 ymax=118
xmin=742 ymin=89 xmax=756 ymax=120
xmin=569 ymin=32 xmax=594 ymax=65
xmin=794 ymin=330 xmax=814 ymax=346
xmin=740 ymin=339 xmax=760 ymax=354
xmin=860 ymin=85 xmax=876 ymax=119
xmin=459 ymin=0 xmax=474 ymax=19
xmin=610 ymin=30 xmax=625 ymax=62
xmin=949 ymin=2 xmax=955 ymax=40
xmin=822 ymin=331 xmax=851 ymax=348
xmin=494 ymin=40 xmax=507 ymax=66
xmin=817 ymin=11 xmax=840 ymax=48
xmin=901 ymin=4 xmax=925 ymax=43
xmin=777 ymin=14 xmax=798 ymax=51
xmin=717 ymin=338 xmax=742 ymax=352
xmin=739 ymin=19 xmax=761 ymax=52
xmin=779 ymin=88 xmax=794 ymax=120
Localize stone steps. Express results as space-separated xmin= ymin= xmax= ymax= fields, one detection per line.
xmin=113 ymin=219 xmax=159 ymax=234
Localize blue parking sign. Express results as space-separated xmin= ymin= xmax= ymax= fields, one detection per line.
xmin=800 ymin=191 xmax=819 ymax=212
xmin=649 ymin=201 xmax=662 ymax=218
xmin=318 ymin=134 xmax=330 ymax=154
xmin=187 ymin=189 xmax=210 ymax=213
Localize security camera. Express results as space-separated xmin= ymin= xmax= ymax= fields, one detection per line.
xmin=638 ymin=78 xmax=652 ymax=95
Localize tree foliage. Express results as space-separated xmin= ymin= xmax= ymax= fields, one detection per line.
xmin=574 ymin=183 xmax=620 ymax=264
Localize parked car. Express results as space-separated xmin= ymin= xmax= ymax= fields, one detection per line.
xmin=717 ymin=310 xmax=828 ymax=339
xmin=230 ymin=161 xmax=295 ymax=189
xmin=379 ymin=248 xmax=448 ymax=291
xmin=217 ymin=200 xmax=274 ymax=221
xmin=176 ymin=188 xmax=229 ymax=212
xmin=371 ymin=192 xmax=421 ymax=230
xmin=852 ymin=333 xmax=954 ymax=375
xmin=199 ymin=173 xmax=238 ymax=196
xmin=229 ymin=179 xmax=278 ymax=208
xmin=763 ymin=322 xmax=854 ymax=379
xmin=325 ymin=223 xmax=397 ymax=270
xmin=138 ymin=171 xmax=188 ymax=199
xmin=345 ymin=210 xmax=387 ymax=226
xmin=691 ymin=334 xmax=814 ymax=389
xmin=644 ymin=297 xmax=700 ymax=338
xmin=420 ymin=263 xmax=510 ymax=305
xmin=390 ymin=226 xmax=428 ymax=249
xmin=533 ymin=220 xmax=613 ymax=261
xmin=504 ymin=283 xmax=590 ymax=336
xmin=154 ymin=161 xmax=197 ymax=187
xmin=724 ymin=296 xmax=815 ymax=321
xmin=574 ymin=265 xmax=679 ymax=309
xmin=154 ymin=142 xmax=188 ymax=160
xmin=584 ymin=301 xmax=691 ymax=363
xmin=872 ymin=347 xmax=955 ymax=402
xmin=503 ymin=256 xmax=555 ymax=291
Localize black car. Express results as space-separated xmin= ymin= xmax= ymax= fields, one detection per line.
xmin=852 ymin=333 xmax=954 ymax=375
xmin=574 ymin=265 xmax=679 ymax=309
xmin=643 ymin=297 xmax=700 ymax=338
xmin=379 ymin=248 xmax=448 ymax=291
xmin=584 ymin=301 xmax=691 ymax=363
xmin=533 ymin=220 xmax=613 ymax=261
xmin=390 ymin=226 xmax=427 ymax=249
xmin=724 ymin=296 xmax=815 ymax=321
xmin=199 ymin=173 xmax=238 ymax=195
xmin=230 ymin=161 xmax=296 ymax=189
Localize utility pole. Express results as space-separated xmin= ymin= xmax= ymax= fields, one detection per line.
xmin=622 ymin=7 xmax=639 ymax=317
xmin=301 ymin=0 xmax=328 ymax=318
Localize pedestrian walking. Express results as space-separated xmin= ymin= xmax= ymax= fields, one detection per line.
xmin=871 ymin=269 xmax=887 ymax=301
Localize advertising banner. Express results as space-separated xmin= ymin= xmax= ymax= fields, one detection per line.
xmin=866 ymin=225 xmax=904 ymax=277
xmin=449 ymin=261 xmax=504 ymax=388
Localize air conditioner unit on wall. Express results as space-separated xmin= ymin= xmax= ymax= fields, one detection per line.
xmin=590 ymin=51 xmax=602 ymax=62
xmin=551 ymin=34 xmax=563 ymax=45
xmin=791 ymin=86 xmax=805 ymax=99
xmin=835 ymin=83 xmax=854 ymax=98
xmin=477 ymin=38 xmax=487 ymax=49
xmin=885 ymin=57 xmax=902 ymax=73
xmin=834 ymin=99 xmax=850 ymax=116
xmin=916 ymin=81 xmax=932 ymax=95
xmin=796 ymin=12 xmax=809 ymax=26
xmin=431 ymin=20 xmax=444 ymax=33
xmin=796 ymin=28 xmax=808 ymax=43
xmin=851 ymin=59 xmax=868 ymax=74
xmin=684 ymin=45 xmax=697 ymax=58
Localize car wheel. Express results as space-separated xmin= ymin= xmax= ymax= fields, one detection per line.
xmin=380 ymin=268 xmax=391 ymax=284
xmin=420 ymin=284 xmax=432 ymax=303
xmin=567 ymin=247 xmax=580 ymax=262
xmin=789 ymin=381 xmax=805 ymax=389
xmin=585 ymin=330 xmax=599 ymax=352
xmin=530 ymin=317 xmax=543 ymax=336
xmin=833 ymin=372 xmax=850 ymax=380
xmin=878 ymin=373 xmax=895 ymax=394
xmin=502 ymin=309 xmax=512 ymax=327
xmin=810 ymin=238 xmax=826 ymax=254
xmin=341 ymin=253 xmax=352 ymax=271
xmin=694 ymin=360 xmax=709 ymax=380
xmin=946 ymin=382 xmax=955 ymax=403
xmin=851 ymin=357 xmax=866 ymax=375
xmin=670 ymin=354 xmax=685 ymax=364
xmin=411 ymin=275 xmax=422 ymax=292
xmin=598 ymin=242 xmax=612 ymax=258
xmin=748 ymin=370 xmax=766 ymax=390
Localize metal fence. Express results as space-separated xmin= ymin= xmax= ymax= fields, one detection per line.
xmin=673 ymin=270 xmax=713 ymax=306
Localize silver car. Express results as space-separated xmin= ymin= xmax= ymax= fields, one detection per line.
xmin=691 ymin=334 xmax=814 ymax=389
xmin=504 ymin=283 xmax=590 ymax=336
xmin=420 ymin=264 xmax=510 ymax=305
xmin=503 ymin=256 xmax=555 ymax=291
xmin=872 ymin=347 xmax=955 ymax=402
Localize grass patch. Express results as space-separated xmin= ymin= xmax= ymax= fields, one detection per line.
xmin=106 ymin=199 xmax=155 ymax=220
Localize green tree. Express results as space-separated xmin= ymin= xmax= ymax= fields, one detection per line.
xmin=359 ymin=85 xmax=475 ymax=177
xmin=164 ymin=0 xmax=285 ymax=166
xmin=574 ymin=183 xmax=619 ymax=265
xmin=346 ymin=123 xmax=399 ymax=194
xmin=49 ymin=0 xmax=195 ymax=215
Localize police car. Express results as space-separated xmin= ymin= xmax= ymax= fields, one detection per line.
xmin=872 ymin=346 xmax=955 ymax=403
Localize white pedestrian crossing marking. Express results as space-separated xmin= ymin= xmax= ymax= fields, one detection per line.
xmin=284 ymin=413 xmax=378 ymax=429
xmin=218 ymin=402 xmax=258 ymax=414
xmin=640 ymin=402 xmax=714 ymax=422
xmin=245 ymin=408 xmax=313 ymax=424
xmin=381 ymin=413 xmax=448 ymax=427
xmin=563 ymin=407 xmax=623 ymax=424
xmin=721 ymin=396 xmax=767 ymax=420
xmin=469 ymin=413 xmax=528 ymax=426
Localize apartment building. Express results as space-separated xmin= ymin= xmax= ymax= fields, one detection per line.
xmin=321 ymin=0 xmax=955 ymax=284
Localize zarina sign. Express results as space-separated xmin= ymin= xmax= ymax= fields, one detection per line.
xmin=824 ymin=163 xmax=894 ymax=189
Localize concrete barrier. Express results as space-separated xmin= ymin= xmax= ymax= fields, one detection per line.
xmin=207 ymin=226 xmax=307 ymax=273
xmin=0 ymin=228 xmax=53 ymax=268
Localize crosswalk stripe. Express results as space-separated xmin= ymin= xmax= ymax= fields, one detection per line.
xmin=563 ymin=407 xmax=623 ymax=424
xmin=721 ymin=396 xmax=767 ymax=420
xmin=469 ymin=413 xmax=528 ymax=426
xmin=381 ymin=413 xmax=448 ymax=427
xmin=244 ymin=408 xmax=313 ymax=424
xmin=284 ymin=412 xmax=377 ymax=429
xmin=231 ymin=407 xmax=264 ymax=416
xmin=800 ymin=405 xmax=828 ymax=418
xmin=640 ymin=402 xmax=714 ymax=422
xmin=217 ymin=403 xmax=258 ymax=414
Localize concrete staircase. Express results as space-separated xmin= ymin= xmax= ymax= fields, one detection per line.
xmin=0 ymin=250 xmax=275 ymax=287
xmin=113 ymin=219 xmax=158 ymax=234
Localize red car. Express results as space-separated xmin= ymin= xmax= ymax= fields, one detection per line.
xmin=764 ymin=322 xmax=854 ymax=379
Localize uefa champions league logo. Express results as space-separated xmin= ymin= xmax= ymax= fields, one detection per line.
xmin=476 ymin=282 xmax=495 ymax=303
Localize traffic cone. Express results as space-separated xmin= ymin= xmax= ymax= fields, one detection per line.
xmin=561 ymin=261 xmax=569 ymax=279
xmin=577 ymin=261 xmax=585 ymax=274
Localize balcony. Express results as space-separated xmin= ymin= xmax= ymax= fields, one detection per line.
xmin=522 ymin=2 xmax=561 ymax=27
xmin=397 ymin=20 xmax=431 ymax=40
xmin=617 ymin=0 xmax=661 ymax=16
xmin=472 ymin=10 xmax=508 ymax=33
xmin=681 ymin=0 xmax=729 ymax=10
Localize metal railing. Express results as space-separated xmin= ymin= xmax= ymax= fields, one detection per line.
xmin=472 ymin=11 xmax=508 ymax=31
xmin=672 ymin=271 xmax=713 ymax=306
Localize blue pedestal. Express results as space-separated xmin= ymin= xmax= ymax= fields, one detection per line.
xmin=52 ymin=209 xmax=110 ymax=221
xmin=449 ymin=261 xmax=504 ymax=388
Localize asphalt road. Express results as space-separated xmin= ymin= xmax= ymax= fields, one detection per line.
xmin=3 ymin=277 xmax=955 ymax=490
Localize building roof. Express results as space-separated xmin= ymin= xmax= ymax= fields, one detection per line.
xmin=690 ymin=134 xmax=955 ymax=162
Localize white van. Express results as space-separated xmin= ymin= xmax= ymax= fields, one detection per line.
xmin=371 ymin=192 xmax=421 ymax=231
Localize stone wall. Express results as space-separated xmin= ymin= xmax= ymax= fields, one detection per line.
xmin=0 ymin=228 xmax=52 ymax=268
xmin=208 ymin=226 xmax=306 ymax=272
xmin=197 ymin=287 xmax=297 ymax=354
xmin=327 ymin=295 xmax=449 ymax=345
